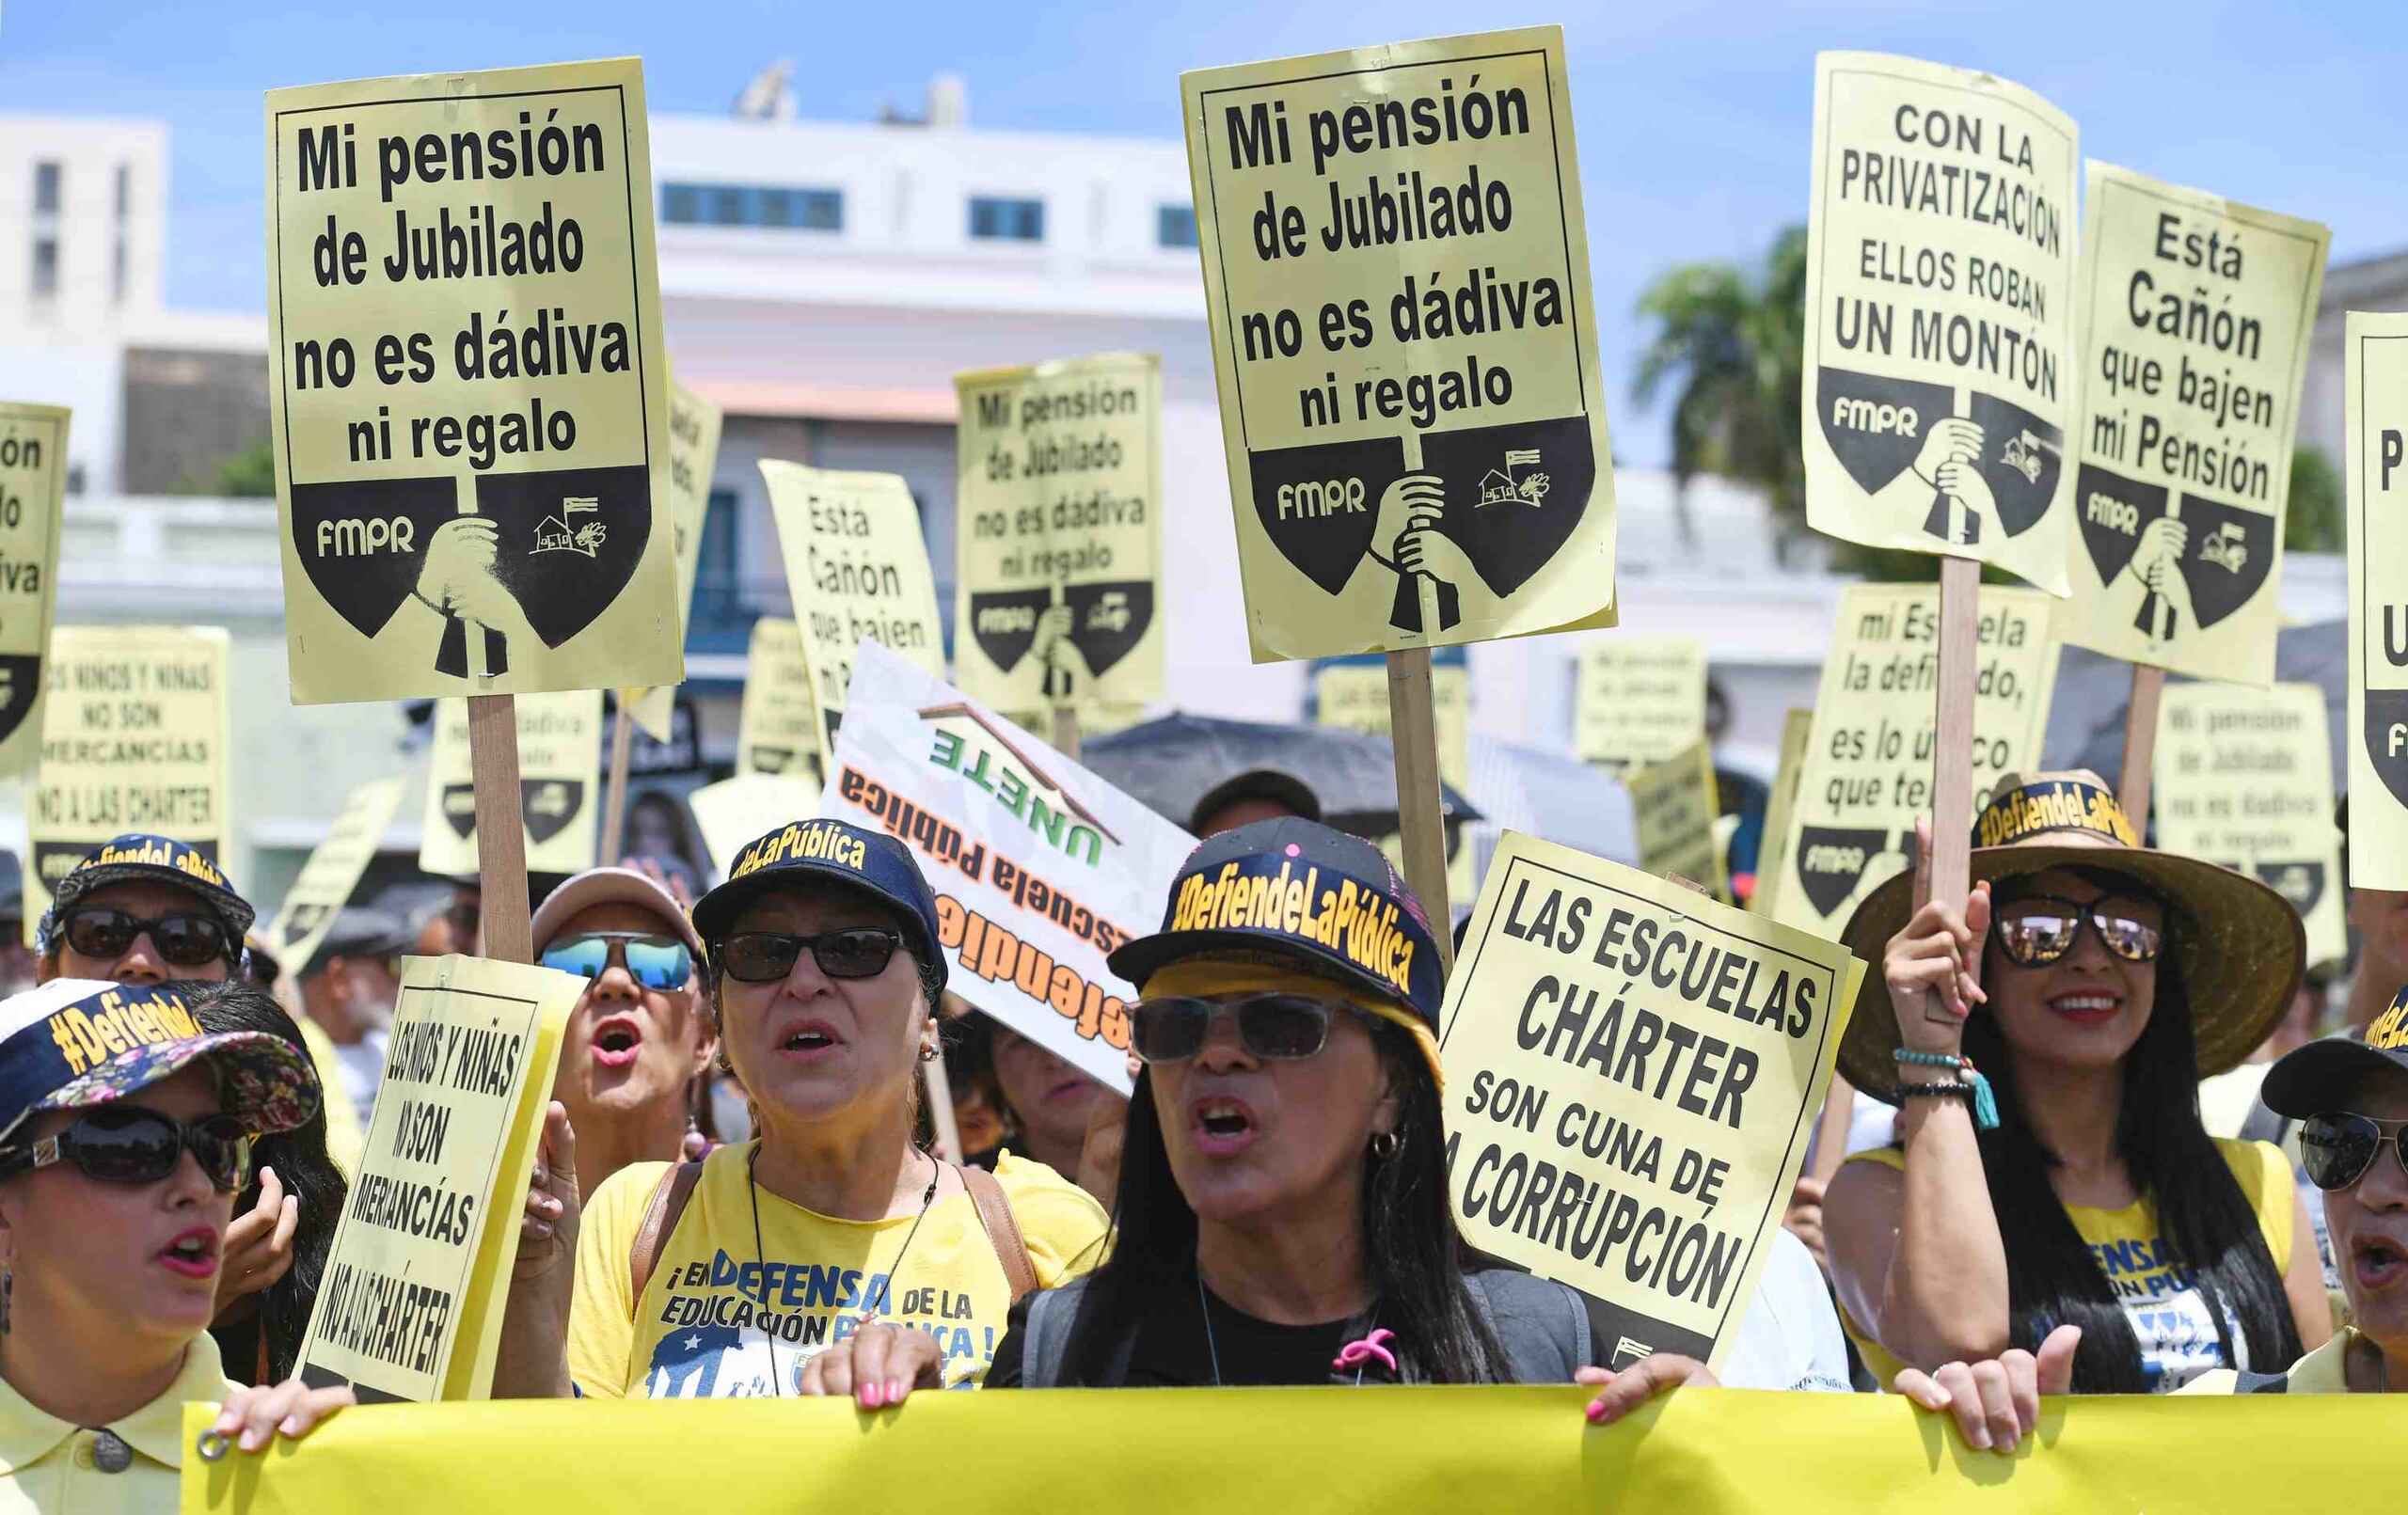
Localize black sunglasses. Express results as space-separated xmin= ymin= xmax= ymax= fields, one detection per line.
xmin=715 ymin=927 xmax=903 ymax=984
xmin=2299 ymin=1112 xmax=2408 ymax=1191
xmin=1989 ymin=892 xmax=2164 ymax=969
xmin=58 ymin=907 xmax=236 ymax=969
xmin=0 ymin=1107 xmax=251 ymax=1191
xmin=1131 ymin=993 xmax=1362 ymax=1065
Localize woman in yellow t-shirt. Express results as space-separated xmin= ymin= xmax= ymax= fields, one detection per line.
xmin=495 ymin=819 xmax=1108 ymax=1399
xmin=1824 ymin=771 xmax=2332 ymax=1393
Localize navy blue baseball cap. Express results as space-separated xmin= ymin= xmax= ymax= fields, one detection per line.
xmin=690 ymin=818 xmax=947 ymax=992
xmin=42 ymin=834 xmax=256 ymax=946
xmin=0 ymin=979 xmax=320 ymax=1144
xmin=1110 ymin=817 xmax=1443 ymax=1032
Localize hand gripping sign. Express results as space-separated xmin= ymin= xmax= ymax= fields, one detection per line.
xmin=264 ymin=57 xmax=681 ymax=702
xmin=1181 ymin=27 xmax=1618 ymax=660
xmin=0 ymin=403 xmax=67 ymax=780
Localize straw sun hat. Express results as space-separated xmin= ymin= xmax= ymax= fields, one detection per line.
xmin=1836 ymin=770 xmax=2305 ymax=1100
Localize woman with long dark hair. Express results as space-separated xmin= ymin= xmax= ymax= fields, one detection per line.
xmin=1826 ymin=771 xmax=2333 ymax=1395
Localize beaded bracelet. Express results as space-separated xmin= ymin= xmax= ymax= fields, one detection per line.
xmin=1898 ymin=1081 xmax=1976 ymax=1108
xmin=1893 ymin=1049 xmax=2000 ymax=1129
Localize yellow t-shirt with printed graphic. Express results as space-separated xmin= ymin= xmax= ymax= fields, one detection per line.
xmin=567 ymin=1144 xmax=1108 ymax=1397
xmin=1841 ymin=1137 xmax=2296 ymax=1394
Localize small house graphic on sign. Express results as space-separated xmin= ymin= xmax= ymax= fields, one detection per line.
xmin=534 ymin=497 xmax=607 ymax=558
xmin=1480 ymin=448 xmax=1549 ymax=508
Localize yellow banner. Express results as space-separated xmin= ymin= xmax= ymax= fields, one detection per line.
xmin=759 ymin=462 xmax=945 ymax=775
xmin=1802 ymin=54 xmax=2078 ymax=591
xmin=266 ymin=775 xmax=408 ymax=971
xmin=1747 ymin=709 xmax=1814 ymax=918
xmin=263 ymin=57 xmax=682 ymax=703
xmin=1770 ymin=584 xmax=2060 ymax=937
xmin=1574 ymin=635 xmax=1705 ymax=769
xmin=294 ymin=954 xmax=576 ymax=1400
xmin=2346 ymin=312 xmax=2408 ymax=888
xmin=0 ymin=402 xmax=68 ymax=781
xmin=954 ymin=353 xmax=1164 ymax=710
xmin=625 ymin=374 xmax=725 ymax=741
xmin=1627 ymin=739 xmax=1728 ymax=901
xmin=28 ymin=626 xmax=230 ymax=927
xmin=1181 ymin=26 xmax=1618 ymax=661
xmin=732 ymin=616 xmax=820 ymax=782
xmin=416 ymin=690 xmax=603 ymax=876
xmin=2064 ymin=165 xmax=2328 ymax=683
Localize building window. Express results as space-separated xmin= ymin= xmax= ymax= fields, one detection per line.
xmin=661 ymin=182 xmax=842 ymax=230
xmin=968 ymin=196 xmax=1043 ymax=242
xmin=33 ymin=162 xmax=60 ymax=214
xmin=31 ymin=237 xmax=57 ymax=297
xmin=1158 ymin=204 xmax=1198 ymax=249
xmin=663 ymin=184 xmax=701 ymax=224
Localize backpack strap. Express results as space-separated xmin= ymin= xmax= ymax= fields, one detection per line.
xmin=958 ymin=1161 xmax=1040 ymax=1303
xmin=627 ymin=1159 xmax=707 ymax=1308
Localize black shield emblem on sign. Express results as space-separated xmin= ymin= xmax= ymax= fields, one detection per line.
xmin=289 ymin=477 xmax=460 ymax=639
xmin=2174 ymin=494 xmax=2275 ymax=630
xmin=1966 ymin=395 xmax=2062 ymax=539
xmin=967 ymin=589 xmax=1053 ymax=674
xmin=2366 ymin=689 xmax=2408 ymax=809
xmin=522 ymin=780 xmax=586 ymax=844
xmin=2253 ymin=860 xmax=2327 ymax=917
xmin=1249 ymin=436 xmax=1406 ymax=594
xmin=1065 ymin=581 xmax=1153 ymax=677
xmin=1415 ymin=415 xmax=1595 ymax=599
xmin=0 ymin=654 xmax=41 ymax=747
xmin=475 ymin=465 xmax=653 ymax=649
xmin=283 ymin=902 xmax=330 ymax=943
xmin=1816 ymin=369 xmax=1953 ymax=494
xmin=440 ymin=782 xmax=478 ymax=839
xmin=1796 ymin=825 xmax=1891 ymax=918
xmin=2074 ymin=464 xmax=2170 ymax=586
xmin=749 ymin=746 xmax=797 ymax=775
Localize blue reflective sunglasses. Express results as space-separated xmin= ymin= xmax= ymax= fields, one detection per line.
xmin=539 ymin=931 xmax=694 ymax=991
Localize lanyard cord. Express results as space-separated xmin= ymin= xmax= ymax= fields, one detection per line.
xmin=1194 ymin=1268 xmax=1370 ymax=1388
xmin=749 ymin=1143 xmax=941 ymax=1396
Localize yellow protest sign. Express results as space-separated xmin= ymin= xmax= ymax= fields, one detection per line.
xmin=733 ymin=617 xmax=819 ymax=781
xmin=417 ymin=691 xmax=603 ymax=877
xmin=27 ymin=626 xmax=230 ymax=925
xmin=2346 ymin=313 xmax=2408 ymax=888
xmin=1442 ymin=831 xmax=1860 ymax=1368
xmin=954 ymin=354 xmax=1163 ymax=710
xmin=1181 ymin=27 xmax=1618 ymax=661
xmin=294 ymin=953 xmax=576 ymax=1400
xmin=1310 ymin=656 xmax=1470 ymax=790
xmin=1747 ymin=708 xmax=1814 ymax=918
xmin=263 ymin=57 xmax=680 ymax=702
xmin=1769 ymin=585 xmax=2061 ymax=936
xmin=0 ymin=403 xmax=68 ymax=780
xmin=2065 ymin=165 xmax=2328 ymax=683
xmin=625 ymin=374 xmax=724 ymax=741
xmin=1627 ymin=739 xmax=1727 ymax=900
xmin=1573 ymin=635 xmax=1705 ymax=769
xmin=1802 ymin=55 xmax=2078 ymax=590
xmin=2153 ymin=683 xmax=2346 ymax=967
xmin=760 ymin=462 xmax=945 ymax=772
xmin=688 ymin=771 xmax=823 ymax=880
xmin=267 ymin=776 xmax=408 ymax=971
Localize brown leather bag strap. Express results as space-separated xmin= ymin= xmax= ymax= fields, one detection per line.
xmin=958 ymin=1162 xmax=1039 ymax=1303
xmin=627 ymin=1159 xmax=707 ymax=1307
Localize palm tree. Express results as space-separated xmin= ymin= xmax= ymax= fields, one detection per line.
xmin=1631 ymin=225 xmax=1807 ymax=556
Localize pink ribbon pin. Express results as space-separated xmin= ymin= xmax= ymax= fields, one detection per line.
xmin=1333 ymin=1327 xmax=1399 ymax=1377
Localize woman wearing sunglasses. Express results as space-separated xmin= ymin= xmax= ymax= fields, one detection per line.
xmin=36 ymin=835 xmax=252 ymax=986
xmin=1826 ymin=770 xmax=2332 ymax=1397
xmin=531 ymin=867 xmax=718 ymax=1199
xmin=494 ymin=818 xmax=1108 ymax=1400
xmin=0 ymin=979 xmax=354 ymax=1510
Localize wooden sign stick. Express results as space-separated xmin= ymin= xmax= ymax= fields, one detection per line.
xmin=1922 ymin=556 xmax=1981 ymax=915
xmin=1389 ymin=437 xmax=1454 ymax=969
xmin=920 ymin=1049 xmax=964 ymax=1162
xmin=2117 ymin=662 xmax=2165 ymax=831
xmin=599 ymin=697 xmax=635 ymax=865
xmin=1050 ymin=705 xmax=1082 ymax=762
xmin=467 ymin=693 xmax=533 ymax=964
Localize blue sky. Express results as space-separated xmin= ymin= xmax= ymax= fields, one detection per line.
xmin=5 ymin=1 xmax=2402 ymax=465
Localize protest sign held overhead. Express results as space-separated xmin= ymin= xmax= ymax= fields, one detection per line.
xmin=955 ymin=354 xmax=1163 ymax=710
xmin=1803 ymin=54 xmax=2078 ymax=592
xmin=2153 ymin=683 xmax=2346 ymax=967
xmin=689 ymin=771 xmax=823 ymax=879
xmin=1310 ymin=653 xmax=1470 ymax=791
xmin=824 ymin=641 xmax=1195 ymax=1093
xmin=1442 ymin=830 xmax=1861 ymax=1369
xmin=264 ymin=57 xmax=681 ymax=702
xmin=0 ymin=403 xmax=67 ymax=780
xmin=418 ymin=690 xmax=604 ymax=876
xmin=761 ymin=462 xmax=945 ymax=765
xmin=27 ymin=627 xmax=230 ymax=923
xmin=1574 ymin=636 xmax=1706 ymax=769
xmin=625 ymin=374 xmax=724 ymax=742
xmin=1769 ymin=584 xmax=2060 ymax=935
xmin=1628 ymin=739 xmax=1727 ymax=901
xmin=734 ymin=616 xmax=820 ymax=781
xmin=2066 ymin=166 xmax=2327 ymax=684
xmin=2346 ymin=313 xmax=2408 ymax=889
xmin=267 ymin=776 xmax=409 ymax=971
xmin=1181 ymin=26 xmax=1618 ymax=660
xmin=297 ymin=953 xmax=577 ymax=1400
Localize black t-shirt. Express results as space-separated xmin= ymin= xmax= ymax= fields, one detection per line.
xmin=988 ymin=1277 xmax=1384 ymax=1387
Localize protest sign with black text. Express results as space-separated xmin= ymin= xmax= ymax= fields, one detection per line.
xmin=0 ymin=402 xmax=67 ymax=780
xmin=269 ymin=776 xmax=409 ymax=971
xmin=418 ymin=691 xmax=604 ymax=876
xmin=1574 ymin=636 xmax=1705 ymax=770
xmin=624 ymin=373 xmax=723 ymax=740
xmin=2346 ymin=313 xmax=2408 ymax=888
